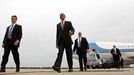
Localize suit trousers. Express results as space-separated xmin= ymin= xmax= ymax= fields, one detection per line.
xmin=1 ymin=39 xmax=20 ymax=70
xmin=77 ymin=48 xmax=87 ymax=70
xmin=54 ymin=39 xmax=73 ymax=69
xmin=113 ymin=55 xmax=120 ymax=68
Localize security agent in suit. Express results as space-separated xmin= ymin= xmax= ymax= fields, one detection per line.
xmin=73 ymin=32 xmax=89 ymax=71
xmin=52 ymin=13 xmax=75 ymax=73
xmin=0 ymin=15 xmax=22 ymax=72
xmin=111 ymin=45 xmax=121 ymax=69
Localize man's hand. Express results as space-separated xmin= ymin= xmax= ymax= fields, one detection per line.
xmin=113 ymin=52 xmax=116 ymax=54
xmin=14 ymin=40 xmax=19 ymax=46
xmin=73 ymin=51 xmax=76 ymax=54
xmin=68 ymin=32 xmax=73 ymax=37
xmin=86 ymin=49 xmax=89 ymax=53
xmin=2 ymin=44 xmax=5 ymax=48
xmin=56 ymin=45 xmax=59 ymax=49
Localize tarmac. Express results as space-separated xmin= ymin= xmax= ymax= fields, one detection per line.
xmin=0 ymin=68 xmax=134 ymax=75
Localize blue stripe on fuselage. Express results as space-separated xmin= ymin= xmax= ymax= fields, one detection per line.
xmin=89 ymin=42 xmax=134 ymax=53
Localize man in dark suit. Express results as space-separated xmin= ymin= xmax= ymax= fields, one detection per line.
xmin=111 ymin=45 xmax=121 ymax=69
xmin=73 ymin=32 xmax=89 ymax=71
xmin=52 ymin=13 xmax=75 ymax=73
xmin=0 ymin=15 xmax=22 ymax=72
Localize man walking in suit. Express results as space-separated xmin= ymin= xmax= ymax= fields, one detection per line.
xmin=111 ymin=45 xmax=121 ymax=69
xmin=52 ymin=13 xmax=75 ymax=73
xmin=73 ymin=32 xmax=89 ymax=71
xmin=0 ymin=15 xmax=22 ymax=72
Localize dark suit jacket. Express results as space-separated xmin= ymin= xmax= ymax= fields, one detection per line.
xmin=3 ymin=24 xmax=22 ymax=47
xmin=111 ymin=48 xmax=121 ymax=58
xmin=56 ymin=21 xmax=75 ymax=46
xmin=73 ymin=37 xmax=89 ymax=54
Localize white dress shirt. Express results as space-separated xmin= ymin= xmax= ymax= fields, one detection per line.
xmin=8 ymin=24 xmax=16 ymax=39
xmin=61 ymin=20 xmax=65 ymax=30
xmin=77 ymin=37 xmax=82 ymax=47
xmin=114 ymin=48 xmax=117 ymax=55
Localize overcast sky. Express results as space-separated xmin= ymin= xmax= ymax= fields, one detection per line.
xmin=0 ymin=0 xmax=134 ymax=67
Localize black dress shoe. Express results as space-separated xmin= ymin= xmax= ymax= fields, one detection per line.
xmin=68 ymin=69 xmax=73 ymax=72
xmin=79 ymin=69 xmax=84 ymax=71
xmin=84 ymin=67 xmax=87 ymax=71
xmin=16 ymin=69 xmax=20 ymax=72
xmin=52 ymin=66 xmax=61 ymax=73
xmin=0 ymin=70 xmax=6 ymax=72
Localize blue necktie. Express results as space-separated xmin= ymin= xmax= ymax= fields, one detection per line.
xmin=8 ymin=25 xmax=14 ymax=39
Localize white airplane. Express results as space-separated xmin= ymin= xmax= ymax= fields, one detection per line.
xmin=73 ymin=42 xmax=134 ymax=67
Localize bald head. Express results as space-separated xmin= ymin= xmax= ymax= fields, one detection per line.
xmin=60 ymin=13 xmax=66 ymax=21
xmin=113 ymin=45 xmax=116 ymax=48
xmin=78 ymin=32 xmax=82 ymax=37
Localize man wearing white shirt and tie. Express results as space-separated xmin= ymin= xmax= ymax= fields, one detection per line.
xmin=73 ymin=32 xmax=89 ymax=71
xmin=0 ymin=15 xmax=22 ymax=72
xmin=111 ymin=45 xmax=121 ymax=69
xmin=52 ymin=13 xmax=75 ymax=73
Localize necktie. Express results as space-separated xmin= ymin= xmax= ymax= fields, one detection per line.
xmin=8 ymin=25 xmax=14 ymax=39
xmin=78 ymin=38 xmax=81 ymax=47
xmin=114 ymin=48 xmax=117 ymax=55
xmin=61 ymin=22 xmax=64 ymax=30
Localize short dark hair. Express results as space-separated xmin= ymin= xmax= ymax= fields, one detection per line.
xmin=11 ymin=15 xmax=17 ymax=20
xmin=60 ymin=13 xmax=66 ymax=17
